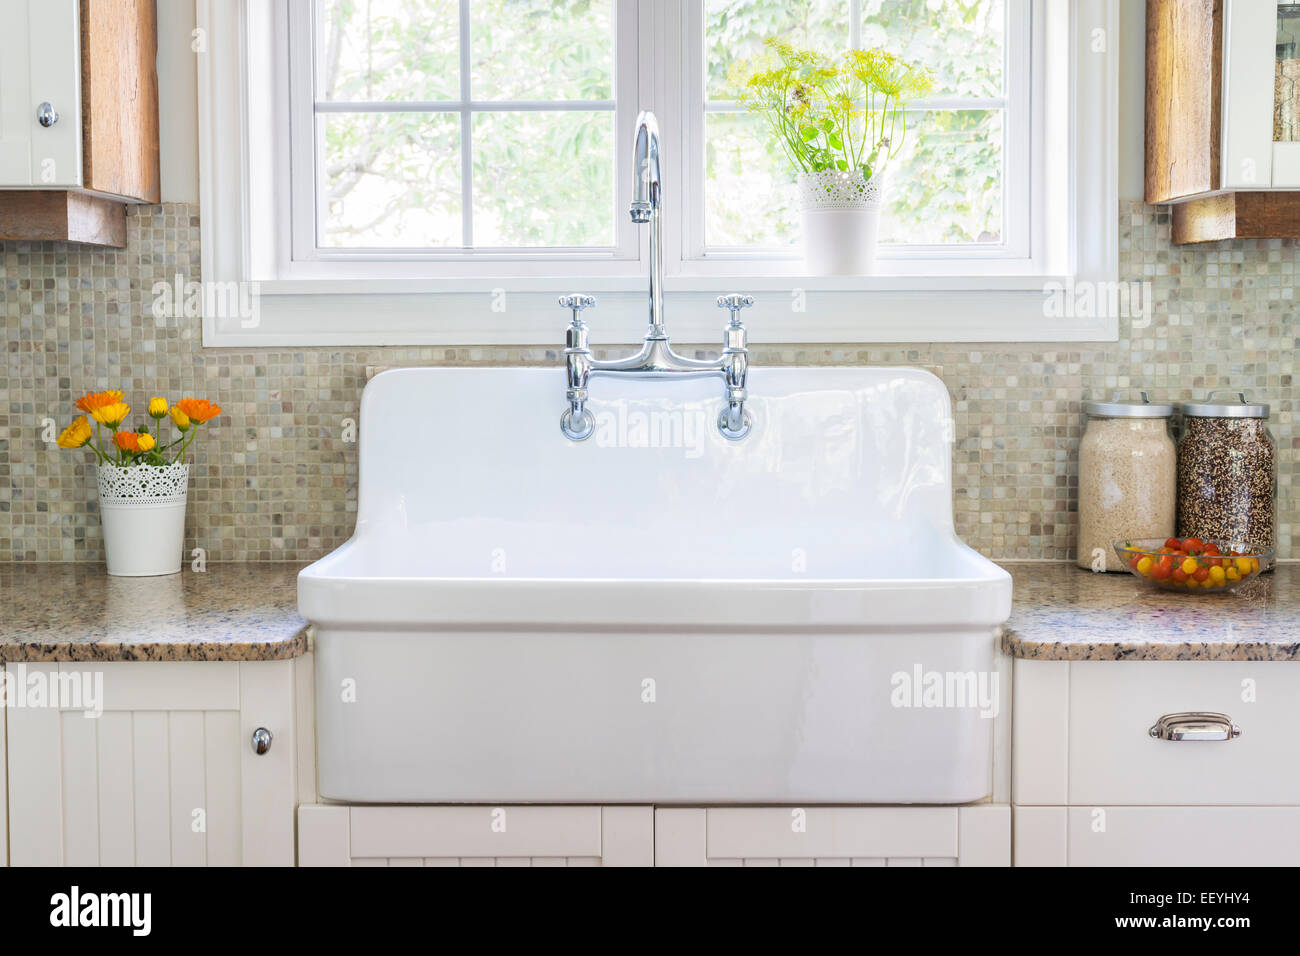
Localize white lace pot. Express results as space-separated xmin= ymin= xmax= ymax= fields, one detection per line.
xmin=96 ymin=463 xmax=190 ymax=576
xmin=796 ymin=169 xmax=884 ymax=276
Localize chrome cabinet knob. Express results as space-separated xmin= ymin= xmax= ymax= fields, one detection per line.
xmin=251 ymin=727 xmax=273 ymax=754
xmin=36 ymin=102 xmax=59 ymax=127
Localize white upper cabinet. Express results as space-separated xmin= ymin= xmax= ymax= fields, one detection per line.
xmin=1223 ymin=0 xmax=1300 ymax=187
xmin=0 ymin=0 xmax=81 ymax=188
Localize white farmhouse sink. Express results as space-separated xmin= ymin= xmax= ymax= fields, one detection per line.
xmin=299 ymin=366 xmax=1011 ymax=804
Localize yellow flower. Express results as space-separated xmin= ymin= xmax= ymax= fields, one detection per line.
xmin=148 ymin=397 xmax=169 ymax=419
xmin=136 ymin=432 xmax=156 ymax=452
xmin=90 ymin=402 xmax=130 ymax=427
xmin=57 ymin=416 xmax=93 ymax=449
xmin=169 ymin=405 xmax=191 ymax=431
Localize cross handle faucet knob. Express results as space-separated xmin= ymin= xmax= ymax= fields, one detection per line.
xmin=716 ymin=294 xmax=754 ymax=325
xmin=559 ymin=294 xmax=596 ymax=326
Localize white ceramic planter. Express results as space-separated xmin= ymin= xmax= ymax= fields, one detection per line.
xmin=796 ymin=169 xmax=883 ymax=276
xmin=97 ymin=463 xmax=190 ymax=576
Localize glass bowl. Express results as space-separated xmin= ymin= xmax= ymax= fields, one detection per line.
xmin=1113 ymin=538 xmax=1272 ymax=593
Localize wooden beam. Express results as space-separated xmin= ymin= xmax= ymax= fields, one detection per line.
xmin=81 ymin=0 xmax=161 ymax=203
xmin=1146 ymin=0 xmax=1222 ymax=203
xmin=1171 ymin=192 xmax=1300 ymax=243
xmin=0 ymin=191 xmax=127 ymax=246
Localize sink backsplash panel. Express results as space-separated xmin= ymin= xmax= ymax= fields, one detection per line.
xmin=1 ymin=202 xmax=1295 ymax=563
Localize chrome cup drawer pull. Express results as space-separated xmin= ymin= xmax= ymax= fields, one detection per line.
xmin=1149 ymin=712 xmax=1241 ymax=741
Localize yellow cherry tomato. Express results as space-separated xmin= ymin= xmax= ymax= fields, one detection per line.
xmin=1209 ymin=565 xmax=1226 ymax=585
xmin=1137 ymin=556 xmax=1153 ymax=576
xmin=1252 ymin=557 xmax=1261 ymax=574
xmin=1226 ymin=566 xmax=1241 ymax=582
xmin=1236 ymin=557 xmax=1253 ymax=575
xmin=1182 ymin=557 xmax=1200 ymax=576
xmin=1185 ymin=578 xmax=1198 ymax=589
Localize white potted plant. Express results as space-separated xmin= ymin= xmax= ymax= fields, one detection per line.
xmin=58 ymin=391 xmax=222 ymax=576
xmin=732 ymin=39 xmax=933 ymax=276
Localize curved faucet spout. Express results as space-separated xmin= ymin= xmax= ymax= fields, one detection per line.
xmin=630 ymin=110 xmax=660 ymax=224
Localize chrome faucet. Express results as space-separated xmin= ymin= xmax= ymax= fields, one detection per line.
xmin=559 ymin=110 xmax=754 ymax=442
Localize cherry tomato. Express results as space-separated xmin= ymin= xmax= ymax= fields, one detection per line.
xmin=1203 ymin=543 xmax=1220 ymax=556
xmin=1183 ymin=537 xmax=1204 ymax=554
xmin=1172 ymin=567 xmax=1188 ymax=583
xmin=1193 ymin=566 xmax=1210 ymax=583
xmin=1163 ymin=537 xmax=1182 ymax=550
xmin=1151 ymin=558 xmax=1172 ymax=580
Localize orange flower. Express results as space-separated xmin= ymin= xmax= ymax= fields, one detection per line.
xmin=175 ymin=397 xmax=222 ymax=424
xmin=75 ymin=390 xmax=124 ymax=414
xmin=114 ymin=431 xmax=146 ymax=452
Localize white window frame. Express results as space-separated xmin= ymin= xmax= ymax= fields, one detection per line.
xmin=283 ymin=0 xmax=640 ymax=272
xmin=198 ymin=0 xmax=1118 ymax=346
xmin=681 ymin=0 xmax=1036 ymax=273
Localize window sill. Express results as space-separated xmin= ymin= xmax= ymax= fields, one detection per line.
xmin=203 ymin=276 xmax=1120 ymax=347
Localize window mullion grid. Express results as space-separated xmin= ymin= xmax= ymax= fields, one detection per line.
xmin=458 ymin=0 xmax=474 ymax=249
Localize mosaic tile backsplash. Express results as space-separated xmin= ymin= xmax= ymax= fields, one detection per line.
xmin=1 ymin=202 xmax=1295 ymax=563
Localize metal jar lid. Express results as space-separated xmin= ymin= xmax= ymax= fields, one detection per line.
xmin=1179 ymin=390 xmax=1270 ymax=418
xmin=1082 ymin=391 xmax=1174 ymax=418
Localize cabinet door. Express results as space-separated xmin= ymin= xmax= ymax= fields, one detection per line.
xmin=654 ymin=806 xmax=1008 ymax=867
xmin=5 ymin=661 xmax=296 ymax=866
xmin=299 ymin=805 xmax=655 ymax=867
xmin=1068 ymin=807 xmax=1300 ymax=866
xmin=0 ymin=0 xmax=81 ymax=187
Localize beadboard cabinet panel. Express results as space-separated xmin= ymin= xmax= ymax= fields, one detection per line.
xmin=299 ymin=805 xmax=654 ymax=867
xmin=655 ymin=806 xmax=1008 ymax=867
xmin=6 ymin=661 xmax=296 ymax=866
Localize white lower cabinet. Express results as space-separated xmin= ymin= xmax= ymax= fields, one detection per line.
xmin=299 ymin=805 xmax=654 ymax=866
xmin=297 ymin=804 xmax=1009 ymax=867
xmin=4 ymin=660 xmax=297 ymax=866
xmin=1013 ymin=658 xmax=1300 ymax=866
xmin=655 ymin=806 xmax=1008 ymax=867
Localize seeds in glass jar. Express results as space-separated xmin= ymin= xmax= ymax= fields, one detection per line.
xmin=1176 ymin=417 xmax=1275 ymax=554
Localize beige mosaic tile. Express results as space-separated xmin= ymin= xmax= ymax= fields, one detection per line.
xmin=0 ymin=202 xmax=1295 ymax=563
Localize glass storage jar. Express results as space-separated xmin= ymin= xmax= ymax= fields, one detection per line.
xmin=1176 ymin=391 xmax=1277 ymax=566
xmin=1077 ymin=393 xmax=1177 ymax=571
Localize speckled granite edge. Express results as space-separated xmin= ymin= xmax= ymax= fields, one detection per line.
xmin=0 ymin=628 xmax=309 ymax=664
xmin=1000 ymin=627 xmax=1300 ymax=662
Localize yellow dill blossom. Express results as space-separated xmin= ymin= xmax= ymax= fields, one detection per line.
xmin=148 ymin=396 xmax=169 ymax=418
xmin=57 ymin=416 xmax=93 ymax=449
xmin=90 ymin=402 xmax=130 ymax=427
xmin=169 ymin=405 xmax=191 ymax=431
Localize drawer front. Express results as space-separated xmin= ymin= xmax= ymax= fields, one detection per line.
xmin=1068 ymin=807 xmax=1300 ymax=866
xmin=1069 ymin=661 xmax=1300 ymax=805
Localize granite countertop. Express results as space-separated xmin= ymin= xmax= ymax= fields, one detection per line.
xmin=4 ymin=560 xmax=1296 ymax=663
xmin=1001 ymin=562 xmax=1300 ymax=661
xmin=0 ymin=563 xmax=307 ymax=662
